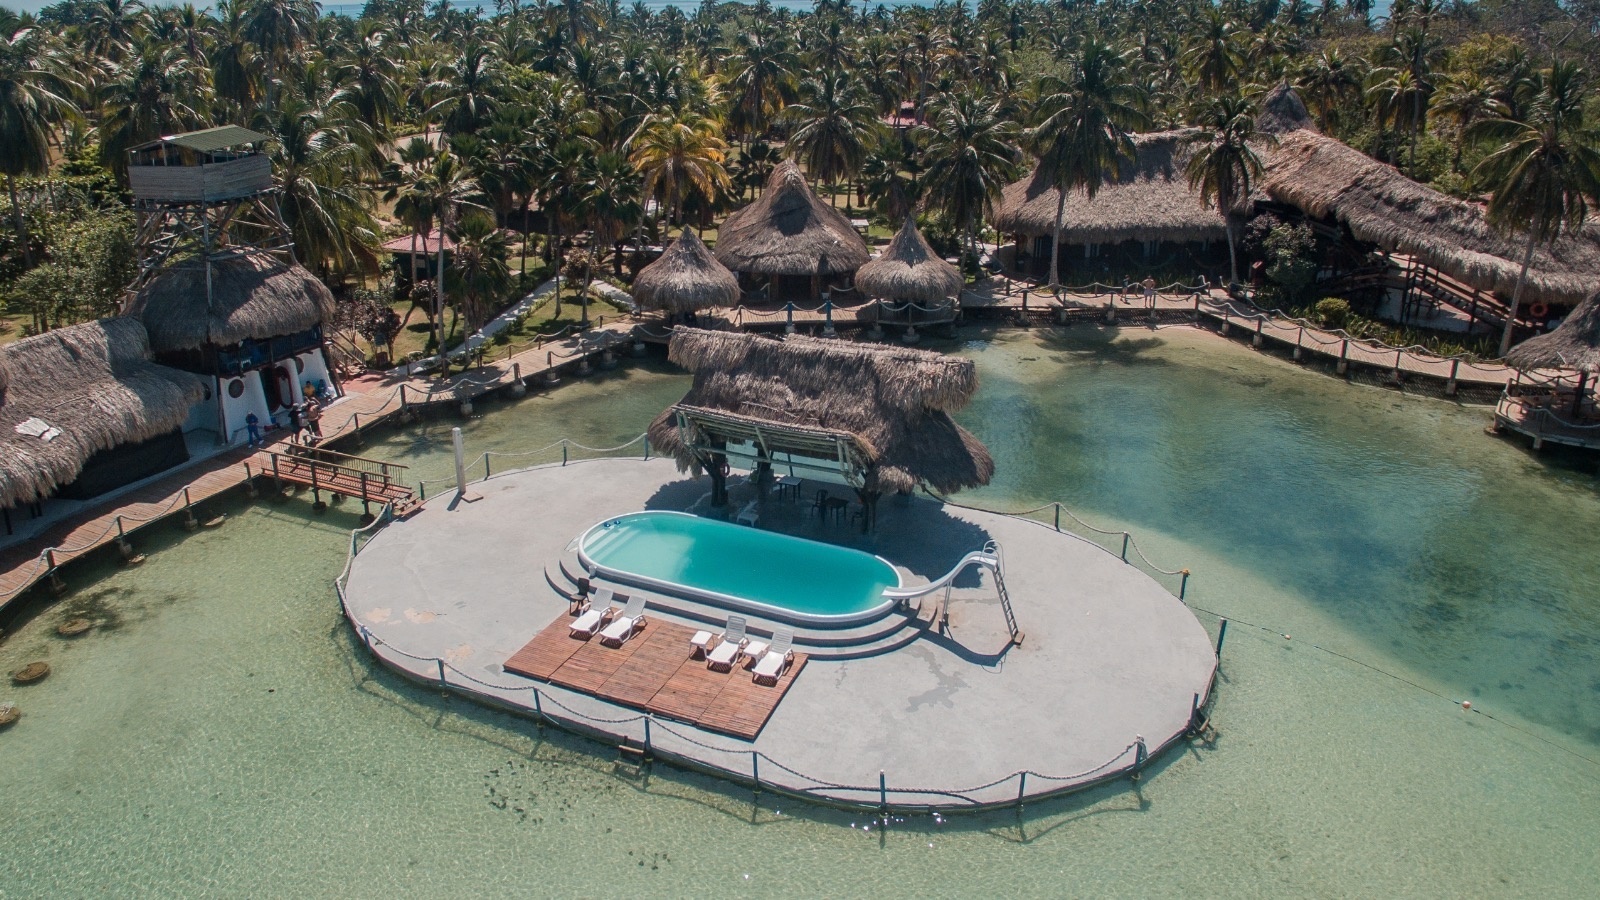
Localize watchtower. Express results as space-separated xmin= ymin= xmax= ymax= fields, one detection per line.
xmin=126 ymin=125 xmax=293 ymax=291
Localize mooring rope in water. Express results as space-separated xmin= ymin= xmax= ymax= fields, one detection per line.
xmin=1187 ymin=604 xmax=1600 ymax=771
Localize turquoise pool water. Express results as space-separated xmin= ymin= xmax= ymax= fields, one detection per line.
xmin=1 ymin=332 xmax=1599 ymax=895
xmin=578 ymin=510 xmax=900 ymax=624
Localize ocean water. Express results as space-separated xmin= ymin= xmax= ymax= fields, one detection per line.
xmin=0 ymin=326 xmax=1596 ymax=896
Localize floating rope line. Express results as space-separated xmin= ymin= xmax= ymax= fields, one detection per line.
xmin=1187 ymin=604 xmax=1600 ymax=771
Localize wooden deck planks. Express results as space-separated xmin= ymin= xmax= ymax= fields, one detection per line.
xmin=596 ymin=623 xmax=691 ymax=708
xmin=503 ymin=614 xmax=805 ymax=740
xmin=696 ymin=656 xmax=808 ymax=739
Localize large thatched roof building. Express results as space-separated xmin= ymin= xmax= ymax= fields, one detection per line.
xmin=994 ymin=129 xmax=1229 ymax=251
xmin=633 ymin=228 xmax=740 ymax=314
xmin=714 ymin=161 xmax=869 ymax=301
xmin=125 ymin=249 xmax=336 ymax=355
xmin=1255 ymin=84 xmax=1600 ymax=308
xmin=857 ymin=216 xmax=963 ymax=304
xmin=0 ymin=318 xmax=208 ymax=512
xmin=648 ymin=329 xmax=992 ymax=524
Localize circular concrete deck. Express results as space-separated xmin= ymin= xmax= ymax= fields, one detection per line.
xmin=340 ymin=458 xmax=1217 ymax=810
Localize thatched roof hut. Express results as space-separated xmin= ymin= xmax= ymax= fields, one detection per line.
xmin=855 ymin=216 xmax=962 ymax=303
xmin=714 ymin=161 xmax=870 ymax=278
xmin=0 ymin=318 xmax=208 ymax=508
xmin=1257 ymin=84 xmax=1600 ymax=307
xmin=633 ymin=228 xmax=740 ymax=313
xmin=648 ymin=328 xmax=993 ymax=498
xmin=993 ymin=130 xmax=1229 ymax=244
xmin=125 ymin=250 xmax=337 ymax=353
xmin=1506 ymin=290 xmax=1600 ymax=372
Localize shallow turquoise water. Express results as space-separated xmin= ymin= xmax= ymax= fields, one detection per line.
xmin=581 ymin=511 xmax=899 ymax=621
xmin=0 ymin=327 xmax=1596 ymax=896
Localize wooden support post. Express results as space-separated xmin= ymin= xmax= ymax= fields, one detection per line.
xmin=310 ymin=464 xmax=326 ymax=512
xmin=46 ymin=548 xmax=65 ymax=594
xmin=1337 ymin=339 xmax=1349 ymax=375
xmin=243 ymin=462 xmax=258 ymax=499
xmin=182 ymin=487 xmax=198 ymax=531
xmin=1253 ymin=317 xmax=1264 ymax=347
xmin=1447 ymin=359 xmax=1460 ymax=396
xmin=1294 ymin=327 xmax=1303 ymax=360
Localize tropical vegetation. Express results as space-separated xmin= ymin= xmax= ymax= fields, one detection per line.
xmin=0 ymin=0 xmax=1595 ymax=360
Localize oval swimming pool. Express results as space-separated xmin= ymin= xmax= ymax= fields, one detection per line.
xmin=576 ymin=511 xmax=902 ymax=626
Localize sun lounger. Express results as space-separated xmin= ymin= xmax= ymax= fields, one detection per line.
xmin=751 ymin=629 xmax=795 ymax=685
xmin=569 ymin=588 xmax=615 ymax=638
xmin=705 ymin=615 xmax=748 ymax=671
xmin=599 ymin=595 xmax=648 ymax=647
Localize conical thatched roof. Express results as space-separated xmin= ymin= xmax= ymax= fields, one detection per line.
xmin=1506 ymin=290 xmax=1600 ymax=372
xmin=647 ymin=328 xmax=993 ymax=494
xmin=714 ymin=161 xmax=870 ymax=277
xmin=125 ymin=250 xmax=337 ymax=353
xmin=0 ymin=318 xmax=208 ymax=508
xmin=1257 ymin=83 xmax=1315 ymax=136
xmin=1258 ymin=85 xmax=1600 ymax=307
xmin=855 ymin=216 xmax=962 ymax=303
xmin=633 ymin=228 xmax=740 ymax=313
xmin=993 ymin=130 xmax=1229 ymax=243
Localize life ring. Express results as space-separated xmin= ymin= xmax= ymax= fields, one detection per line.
xmin=1529 ymin=302 xmax=1549 ymax=318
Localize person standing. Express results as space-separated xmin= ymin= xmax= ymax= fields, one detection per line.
xmin=245 ymin=412 xmax=261 ymax=448
xmin=305 ymin=400 xmax=324 ymax=443
xmin=287 ymin=403 xmax=303 ymax=444
xmin=1142 ymin=275 xmax=1158 ymax=310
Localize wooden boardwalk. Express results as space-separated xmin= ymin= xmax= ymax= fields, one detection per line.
xmin=0 ymin=321 xmax=642 ymax=612
xmin=504 ymin=613 xmax=806 ymax=741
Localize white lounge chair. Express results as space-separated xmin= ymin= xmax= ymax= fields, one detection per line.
xmin=751 ymin=629 xmax=795 ymax=685
xmin=599 ymin=595 xmax=648 ymax=647
xmin=735 ymin=500 xmax=759 ymax=526
xmin=705 ymin=615 xmax=748 ymax=671
xmin=569 ymin=588 xmax=615 ymax=639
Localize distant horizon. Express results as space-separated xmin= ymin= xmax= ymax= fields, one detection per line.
xmin=2 ymin=0 xmax=937 ymax=15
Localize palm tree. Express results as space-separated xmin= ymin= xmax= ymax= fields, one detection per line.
xmin=1030 ymin=37 xmax=1148 ymax=289
xmin=97 ymin=39 xmax=210 ymax=183
xmin=1467 ymin=62 xmax=1600 ymax=357
xmin=241 ymin=0 xmax=317 ymax=106
xmin=82 ymin=0 xmax=148 ymax=64
xmin=1433 ymin=72 xmax=1505 ymax=172
xmin=426 ymin=40 xmax=505 ymax=136
xmin=576 ymin=150 xmax=643 ymax=281
xmin=1185 ymin=93 xmax=1271 ymax=287
xmin=415 ymin=150 xmax=483 ymax=353
xmin=1296 ymin=47 xmax=1364 ymax=132
xmin=265 ymin=98 xmax=383 ymax=281
xmin=783 ymin=72 xmax=879 ymax=196
xmin=0 ymin=24 xmax=78 ymax=269
xmin=333 ymin=25 xmax=403 ymax=138
xmin=628 ymin=110 xmax=730 ymax=230
xmin=1367 ymin=65 xmax=1426 ymax=167
xmin=727 ymin=26 xmax=797 ymax=145
xmin=1183 ymin=8 xmax=1243 ymax=95
xmin=445 ymin=210 xmax=511 ymax=341
xmin=212 ymin=0 xmax=262 ymax=119
xmin=388 ymin=136 xmax=437 ymax=321
xmin=917 ymin=92 xmax=1021 ymax=261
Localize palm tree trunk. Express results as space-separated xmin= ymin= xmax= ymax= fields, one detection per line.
xmin=8 ymin=175 xmax=33 ymax=270
xmin=1048 ymin=184 xmax=1065 ymax=289
xmin=1226 ymin=215 xmax=1239 ymax=287
xmin=434 ymin=219 xmax=447 ymax=356
xmin=1499 ymin=231 xmax=1539 ymax=358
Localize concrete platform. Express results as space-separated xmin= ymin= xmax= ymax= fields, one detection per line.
xmin=339 ymin=458 xmax=1217 ymax=810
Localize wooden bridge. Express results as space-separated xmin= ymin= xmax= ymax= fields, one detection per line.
xmin=264 ymin=447 xmax=415 ymax=519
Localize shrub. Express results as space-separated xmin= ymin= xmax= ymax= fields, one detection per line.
xmin=1314 ymin=297 xmax=1352 ymax=329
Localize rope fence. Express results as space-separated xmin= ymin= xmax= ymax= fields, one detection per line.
xmin=329 ymin=442 xmax=1182 ymax=813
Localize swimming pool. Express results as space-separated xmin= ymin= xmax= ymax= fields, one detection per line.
xmin=575 ymin=511 xmax=902 ymax=626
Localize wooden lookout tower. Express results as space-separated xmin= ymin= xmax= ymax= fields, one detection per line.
xmin=125 ymin=125 xmax=292 ymax=287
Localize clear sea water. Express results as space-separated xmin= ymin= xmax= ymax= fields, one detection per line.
xmin=581 ymin=511 xmax=900 ymax=619
xmin=1 ymin=326 xmax=1596 ymax=896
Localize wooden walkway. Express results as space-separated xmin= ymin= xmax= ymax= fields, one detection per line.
xmin=0 ymin=320 xmax=642 ymax=612
xmin=504 ymin=613 xmax=806 ymax=741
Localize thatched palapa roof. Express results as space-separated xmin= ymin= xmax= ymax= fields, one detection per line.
xmin=0 ymin=318 xmax=208 ymax=508
xmin=714 ymin=161 xmax=870 ymax=278
xmin=1506 ymin=290 xmax=1600 ymax=372
xmin=994 ymin=130 xmax=1229 ymax=244
xmin=856 ymin=216 xmax=962 ymax=303
xmin=648 ymin=328 xmax=993 ymax=494
xmin=1257 ymin=84 xmax=1600 ymax=307
xmin=632 ymin=228 xmax=740 ymax=313
xmin=125 ymin=250 xmax=337 ymax=353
